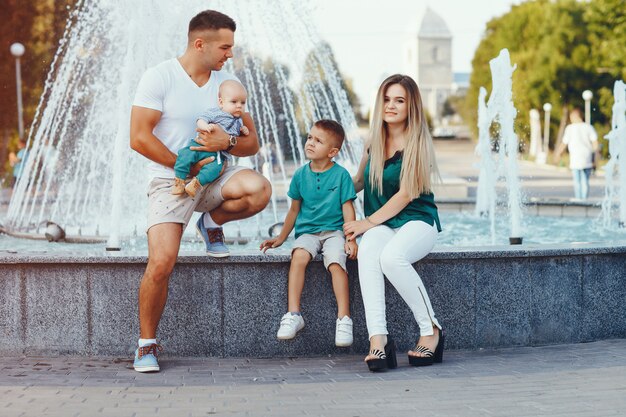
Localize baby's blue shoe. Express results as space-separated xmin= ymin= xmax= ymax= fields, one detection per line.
xmin=133 ymin=344 xmax=162 ymax=373
xmin=196 ymin=214 xmax=230 ymax=257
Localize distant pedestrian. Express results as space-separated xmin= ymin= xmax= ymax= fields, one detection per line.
xmin=8 ymin=139 xmax=28 ymax=188
xmin=554 ymin=108 xmax=599 ymax=200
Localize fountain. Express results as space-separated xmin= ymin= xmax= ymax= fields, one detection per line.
xmin=475 ymin=48 xmax=523 ymax=244
xmin=475 ymin=87 xmax=497 ymax=242
xmin=602 ymin=80 xmax=626 ymax=228
xmin=1 ymin=4 xmax=626 ymax=359
xmin=5 ymin=0 xmax=362 ymax=244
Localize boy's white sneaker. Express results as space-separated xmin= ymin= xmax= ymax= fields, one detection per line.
xmin=277 ymin=313 xmax=305 ymax=340
xmin=335 ymin=316 xmax=353 ymax=347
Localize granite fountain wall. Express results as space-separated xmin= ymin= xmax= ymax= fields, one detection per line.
xmin=1 ymin=244 xmax=625 ymax=357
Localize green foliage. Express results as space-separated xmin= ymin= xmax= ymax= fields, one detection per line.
xmin=0 ymin=0 xmax=77 ymax=131
xmin=466 ymin=0 xmax=625 ymax=151
xmin=585 ymin=0 xmax=626 ymax=124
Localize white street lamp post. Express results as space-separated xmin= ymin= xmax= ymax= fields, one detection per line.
xmin=542 ymin=102 xmax=552 ymax=160
xmin=10 ymin=42 xmax=25 ymax=141
xmin=582 ymin=90 xmax=593 ymax=125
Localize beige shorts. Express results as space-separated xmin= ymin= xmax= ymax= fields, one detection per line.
xmin=146 ymin=164 xmax=249 ymax=232
xmin=292 ymin=230 xmax=347 ymax=271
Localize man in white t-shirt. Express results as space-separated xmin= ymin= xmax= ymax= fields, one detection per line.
xmin=129 ymin=10 xmax=271 ymax=372
xmin=554 ymin=108 xmax=599 ymax=200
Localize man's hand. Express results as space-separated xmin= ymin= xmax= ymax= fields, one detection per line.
xmin=345 ymin=240 xmax=358 ymax=260
xmin=189 ymin=156 xmax=217 ymax=177
xmin=190 ymin=125 xmax=229 ymax=153
xmin=260 ymin=237 xmax=285 ymax=253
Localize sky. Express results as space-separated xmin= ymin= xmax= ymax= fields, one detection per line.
xmin=311 ymin=0 xmax=522 ymax=109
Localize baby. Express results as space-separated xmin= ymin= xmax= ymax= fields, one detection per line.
xmin=172 ymin=79 xmax=249 ymax=197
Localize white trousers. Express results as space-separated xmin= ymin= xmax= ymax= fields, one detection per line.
xmin=358 ymin=220 xmax=441 ymax=339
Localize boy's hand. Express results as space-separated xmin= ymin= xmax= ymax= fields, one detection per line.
xmin=260 ymin=237 xmax=284 ymax=253
xmin=345 ymin=240 xmax=358 ymax=260
xmin=240 ymin=126 xmax=249 ymax=136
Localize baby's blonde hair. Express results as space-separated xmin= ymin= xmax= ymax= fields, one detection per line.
xmin=218 ymin=79 xmax=247 ymax=98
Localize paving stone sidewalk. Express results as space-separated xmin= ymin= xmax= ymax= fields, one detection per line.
xmin=2 ymin=339 xmax=626 ymax=417
xmin=433 ymin=138 xmax=607 ymax=201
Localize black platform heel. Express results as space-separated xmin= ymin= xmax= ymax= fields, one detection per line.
xmin=408 ymin=328 xmax=444 ymax=366
xmin=366 ymin=335 xmax=397 ymax=372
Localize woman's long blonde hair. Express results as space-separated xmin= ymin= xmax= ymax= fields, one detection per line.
xmin=368 ymin=74 xmax=440 ymax=199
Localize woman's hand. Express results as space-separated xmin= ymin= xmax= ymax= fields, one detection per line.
xmin=343 ymin=219 xmax=375 ymax=241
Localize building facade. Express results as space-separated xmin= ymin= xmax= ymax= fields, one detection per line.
xmin=403 ymin=8 xmax=454 ymax=122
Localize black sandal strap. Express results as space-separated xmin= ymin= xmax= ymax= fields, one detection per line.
xmin=411 ymin=345 xmax=434 ymax=357
xmin=370 ymin=349 xmax=386 ymax=359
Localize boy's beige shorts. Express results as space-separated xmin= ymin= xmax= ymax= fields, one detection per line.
xmin=292 ymin=230 xmax=347 ymax=271
xmin=146 ymin=165 xmax=248 ymax=232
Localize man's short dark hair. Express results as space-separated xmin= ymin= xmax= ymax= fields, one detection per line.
xmin=314 ymin=119 xmax=345 ymax=148
xmin=189 ymin=10 xmax=236 ymax=34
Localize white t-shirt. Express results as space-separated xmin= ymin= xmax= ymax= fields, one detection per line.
xmin=562 ymin=122 xmax=597 ymax=170
xmin=133 ymin=58 xmax=239 ymax=179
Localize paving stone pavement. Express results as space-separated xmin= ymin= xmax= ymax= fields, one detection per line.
xmin=433 ymin=138 xmax=607 ymax=201
xmin=2 ymin=339 xmax=626 ymax=417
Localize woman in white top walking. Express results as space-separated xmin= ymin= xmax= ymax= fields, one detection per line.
xmin=555 ymin=108 xmax=600 ymax=200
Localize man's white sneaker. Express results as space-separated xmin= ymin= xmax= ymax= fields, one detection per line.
xmin=277 ymin=313 xmax=305 ymax=340
xmin=335 ymin=316 xmax=353 ymax=347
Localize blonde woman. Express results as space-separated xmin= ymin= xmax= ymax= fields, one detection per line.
xmin=344 ymin=74 xmax=443 ymax=372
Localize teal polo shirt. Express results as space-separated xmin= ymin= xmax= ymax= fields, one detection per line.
xmin=364 ymin=151 xmax=442 ymax=232
xmin=288 ymin=162 xmax=357 ymax=238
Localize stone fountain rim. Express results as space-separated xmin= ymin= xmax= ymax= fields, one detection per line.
xmin=1 ymin=241 xmax=625 ymax=264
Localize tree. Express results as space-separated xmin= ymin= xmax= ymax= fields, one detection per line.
xmin=465 ymin=0 xmax=623 ymax=152
xmin=585 ymin=0 xmax=626 ymax=127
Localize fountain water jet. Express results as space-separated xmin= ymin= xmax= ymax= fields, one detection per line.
xmin=475 ymin=87 xmax=497 ymax=243
xmin=601 ymin=80 xmax=626 ymax=228
xmin=475 ymin=48 xmax=523 ymax=244
xmin=6 ymin=0 xmax=362 ymax=242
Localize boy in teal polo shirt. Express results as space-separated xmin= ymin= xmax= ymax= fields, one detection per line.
xmin=260 ymin=120 xmax=358 ymax=347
